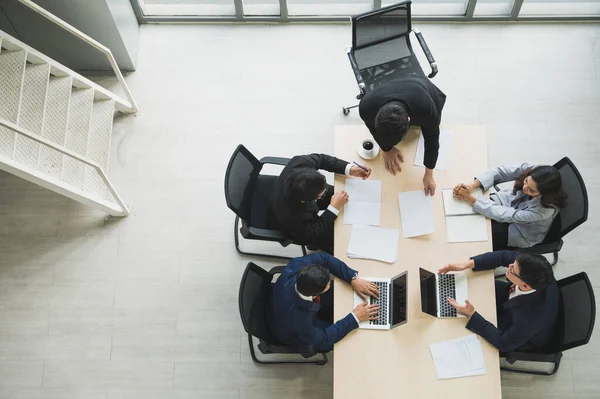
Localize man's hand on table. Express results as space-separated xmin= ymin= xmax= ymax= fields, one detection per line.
xmin=382 ymin=147 xmax=404 ymax=175
xmin=423 ymin=169 xmax=436 ymax=196
xmin=351 ymin=277 xmax=380 ymax=303
xmin=353 ymin=302 xmax=380 ymax=323
xmin=448 ymin=298 xmax=475 ymax=318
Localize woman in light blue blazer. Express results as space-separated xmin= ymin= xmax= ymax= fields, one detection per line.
xmin=453 ymin=163 xmax=567 ymax=250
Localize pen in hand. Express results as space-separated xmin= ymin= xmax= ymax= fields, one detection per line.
xmin=352 ymin=161 xmax=368 ymax=172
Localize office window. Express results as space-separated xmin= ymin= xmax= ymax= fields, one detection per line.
xmin=141 ymin=0 xmax=236 ymax=16
xmin=520 ymin=0 xmax=600 ymax=16
xmin=473 ymin=0 xmax=514 ymax=16
xmin=243 ymin=0 xmax=280 ymax=15
xmin=287 ymin=0 xmax=372 ymax=16
xmin=383 ymin=0 xmax=470 ymax=16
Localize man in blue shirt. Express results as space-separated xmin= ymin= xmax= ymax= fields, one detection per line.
xmin=267 ymin=253 xmax=380 ymax=351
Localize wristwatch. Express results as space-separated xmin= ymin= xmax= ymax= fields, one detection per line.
xmin=352 ymin=272 xmax=358 ymax=280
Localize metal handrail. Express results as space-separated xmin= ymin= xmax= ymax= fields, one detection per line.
xmin=18 ymin=0 xmax=139 ymax=114
xmin=0 ymin=118 xmax=130 ymax=216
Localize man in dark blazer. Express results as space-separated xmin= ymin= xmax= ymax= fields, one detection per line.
xmin=267 ymin=253 xmax=380 ymax=351
xmin=439 ymin=250 xmax=559 ymax=352
xmin=269 ymin=153 xmax=371 ymax=253
xmin=359 ymin=76 xmax=446 ymax=196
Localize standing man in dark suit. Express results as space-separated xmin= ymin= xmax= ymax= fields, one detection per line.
xmin=359 ymin=76 xmax=446 ymax=196
xmin=269 ymin=153 xmax=371 ymax=254
xmin=439 ymin=250 xmax=559 ymax=352
xmin=267 ymin=253 xmax=380 ymax=351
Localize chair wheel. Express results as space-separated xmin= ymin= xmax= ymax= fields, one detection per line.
xmin=342 ymin=107 xmax=350 ymax=115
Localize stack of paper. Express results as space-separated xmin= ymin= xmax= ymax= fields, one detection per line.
xmin=398 ymin=191 xmax=435 ymax=238
xmin=343 ymin=180 xmax=382 ymax=226
xmin=347 ymin=225 xmax=400 ymax=263
xmin=414 ymin=129 xmax=452 ymax=171
xmin=429 ymin=334 xmax=486 ymax=379
xmin=442 ymin=189 xmax=488 ymax=243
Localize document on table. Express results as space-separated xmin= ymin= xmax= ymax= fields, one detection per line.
xmin=446 ymin=214 xmax=488 ymax=243
xmin=343 ymin=179 xmax=382 ymax=226
xmin=442 ymin=188 xmax=483 ymax=216
xmin=429 ymin=334 xmax=486 ymax=379
xmin=347 ymin=225 xmax=400 ymax=264
xmin=414 ymin=129 xmax=452 ymax=171
xmin=398 ymin=191 xmax=435 ymax=238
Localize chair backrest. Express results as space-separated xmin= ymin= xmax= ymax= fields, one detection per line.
xmin=557 ymin=272 xmax=596 ymax=352
xmin=238 ymin=262 xmax=276 ymax=342
xmin=224 ymin=145 xmax=262 ymax=222
xmin=553 ymin=157 xmax=589 ymax=239
xmin=351 ymin=1 xmax=424 ymax=89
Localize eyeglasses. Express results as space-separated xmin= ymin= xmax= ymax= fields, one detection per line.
xmin=507 ymin=263 xmax=523 ymax=281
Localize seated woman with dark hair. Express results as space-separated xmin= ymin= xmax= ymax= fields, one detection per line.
xmin=453 ymin=163 xmax=567 ymax=250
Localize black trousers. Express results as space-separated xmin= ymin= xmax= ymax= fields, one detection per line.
xmin=492 ymin=220 xmax=510 ymax=251
xmin=311 ymin=184 xmax=335 ymax=255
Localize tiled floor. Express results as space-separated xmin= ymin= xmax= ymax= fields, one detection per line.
xmin=0 ymin=22 xmax=599 ymax=399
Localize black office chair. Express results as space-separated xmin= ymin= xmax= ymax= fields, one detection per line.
xmin=343 ymin=0 xmax=438 ymax=115
xmin=497 ymin=157 xmax=589 ymax=266
xmin=501 ymin=272 xmax=596 ymax=375
xmin=224 ymin=144 xmax=307 ymax=260
xmin=238 ymin=262 xmax=328 ymax=365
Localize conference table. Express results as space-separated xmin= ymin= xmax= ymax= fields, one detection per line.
xmin=333 ymin=125 xmax=501 ymax=399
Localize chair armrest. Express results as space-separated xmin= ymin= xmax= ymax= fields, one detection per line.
xmin=503 ymin=350 xmax=558 ymax=364
xmin=247 ymin=226 xmax=290 ymax=242
xmin=260 ymin=156 xmax=290 ymax=166
xmin=412 ymin=28 xmax=438 ymax=79
xmin=346 ymin=48 xmax=366 ymax=99
xmin=518 ymin=240 xmax=563 ymax=255
xmin=269 ymin=266 xmax=287 ymax=276
xmin=262 ymin=342 xmax=317 ymax=356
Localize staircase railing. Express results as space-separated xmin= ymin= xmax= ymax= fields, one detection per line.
xmin=0 ymin=117 xmax=130 ymax=216
xmin=18 ymin=0 xmax=139 ymax=114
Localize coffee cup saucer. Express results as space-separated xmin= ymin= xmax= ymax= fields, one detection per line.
xmin=357 ymin=142 xmax=380 ymax=160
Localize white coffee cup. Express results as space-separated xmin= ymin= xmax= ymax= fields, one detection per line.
xmin=361 ymin=139 xmax=375 ymax=157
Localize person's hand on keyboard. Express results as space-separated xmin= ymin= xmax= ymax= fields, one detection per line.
xmin=351 ymin=278 xmax=380 ymax=302
xmin=438 ymin=259 xmax=475 ymax=275
xmin=353 ymin=303 xmax=380 ymax=323
xmin=447 ymin=298 xmax=475 ymax=318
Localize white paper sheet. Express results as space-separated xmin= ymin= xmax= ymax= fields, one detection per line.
xmin=398 ymin=191 xmax=435 ymax=238
xmin=446 ymin=214 xmax=488 ymax=243
xmin=429 ymin=334 xmax=486 ymax=379
xmin=343 ymin=180 xmax=382 ymax=226
xmin=442 ymin=188 xmax=483 ymax=216
xmin=414 ymin=129 xmax=452 ymax=171
xmin=347 ymin=225 xmax=400 ymax=264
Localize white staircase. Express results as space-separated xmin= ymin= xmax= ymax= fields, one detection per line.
xmin=0 ymin=30 xmax=132 ymax=216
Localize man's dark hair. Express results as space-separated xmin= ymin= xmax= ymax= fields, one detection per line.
xmin=297 ymin=264 xmax=330 ymax=296
xmin=374 ymin=101 xmax=409 ymax=144
xmin=515 ymin=253 xmax=554 ymax=291
xmin=283 ymin=168 xmax=327 ymax=202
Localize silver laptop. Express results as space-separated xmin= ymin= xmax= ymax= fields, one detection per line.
xmin=419 ymin=267 xmax=468 ymax=318
xmin=352 ymin=272 xmax=408 ymax=330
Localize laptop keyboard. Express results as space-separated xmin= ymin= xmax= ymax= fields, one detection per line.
xmin=438 ymin=274 xmax=457 ymax=317
xmin=369 ymin=281 xmax=389 ymax=326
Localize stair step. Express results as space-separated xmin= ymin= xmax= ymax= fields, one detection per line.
xmin=62 ymin=88 xmax=94 ymax=188
xmin=84 ymin=99 xmax=115 ymax=199
xmin=14 ymin=63 xmax=50 ymax=168
xmin=0 ymin=49 xmax=26 ymax=158
xmin=39 ymin=75 xmax=72 ymax=179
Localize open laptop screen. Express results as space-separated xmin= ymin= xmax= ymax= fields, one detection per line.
xmin=391 ymin=272 xmax=408 ymax=328
xmin=419 ymin=268 xmax=438 ymax=317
